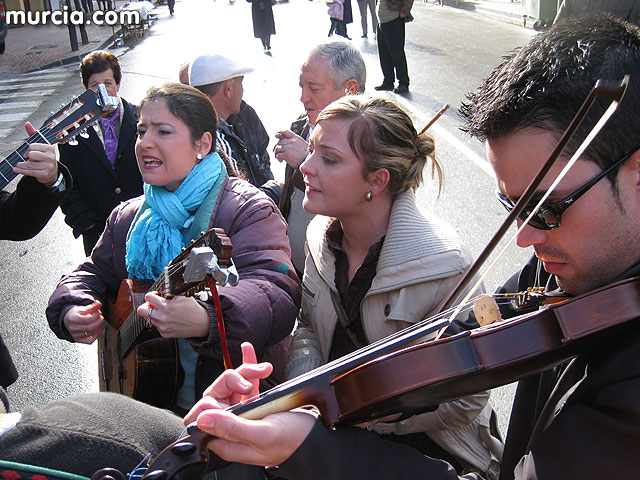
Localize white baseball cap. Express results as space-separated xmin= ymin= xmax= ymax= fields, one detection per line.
xmin=189 ymin=55 xmax=254 ymax=87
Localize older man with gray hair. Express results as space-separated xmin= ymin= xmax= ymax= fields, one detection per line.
xmin=271 ymin=41 xmax=366 ymax=278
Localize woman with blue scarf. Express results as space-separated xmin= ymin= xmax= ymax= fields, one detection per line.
xmin=46 ymin=83 xmax=301 ymax=416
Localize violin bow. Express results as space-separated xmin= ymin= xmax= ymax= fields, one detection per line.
xmin=437 ymin=76 xmax=630 ymax=324
xmin=419 ymin=104 xmax=450 ymax=135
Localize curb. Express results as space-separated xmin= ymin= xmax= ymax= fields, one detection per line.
xmin=474 ymin=4 xmax=528 ymax=27
xmin=26 ymin=27 xmax=123 ymax=73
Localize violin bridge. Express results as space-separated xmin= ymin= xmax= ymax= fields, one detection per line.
xmin=473 ymin=295 xmax=503 ymax=327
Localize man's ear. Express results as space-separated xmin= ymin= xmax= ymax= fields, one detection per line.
xmin=344 ymin=79 xmax=359 ymax=95
xmin=368 ymin=168 xmax=391 ymax=196
xmin=223 ymin=79 xmax=234 ymax=98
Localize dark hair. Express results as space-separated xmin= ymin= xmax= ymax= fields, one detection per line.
xmin=138 ymin=83 xmax=238 ymax=174
xmin=80 ymin=50 xmax=122 ymax=86
xmin=194 ymin=81 xmax=225 ymax=98
xmin=461 ymin=14 xmax=640 ymax=189
xmin=316 ymin=95 xmax=441 ymax=197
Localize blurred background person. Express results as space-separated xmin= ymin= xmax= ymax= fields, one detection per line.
xmin=271 ymin=41 xmax=366 ymax=278
xmin=58 ymin=50 xmax=143 ymax=256
xmin=190 ymin=54 xmax=274 ymax=188
xmin=248 ymin=0 xmax=276 ymax=53
xmin=357 ymin=0 xmax=377 ymax=38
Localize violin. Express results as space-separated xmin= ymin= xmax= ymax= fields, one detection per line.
xmin=89 ymin=278 xmax=640 ymax=480
xmin=91 ymin=76 xmax=637 ymax=480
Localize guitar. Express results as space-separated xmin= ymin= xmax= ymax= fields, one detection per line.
xmin=0 ymin=85 xmax=118 ymax=190
xmin=98 ymin=228 xmax=235 ymax=409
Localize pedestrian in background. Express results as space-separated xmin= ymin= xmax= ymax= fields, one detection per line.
xmin=327 ymin=0 xmax=345 ymax=37
xmin=342 ymin=0 xmax=353 ymax=39
xmin=57 ymin=51 xmax=143 ymax=256
xmin=248 ymin=0 xmax=276 ymax=53
xmin=374 ymin=0 xmax=413 ymax=93
xmin=357 ymin=0 xmax=377 ymax=38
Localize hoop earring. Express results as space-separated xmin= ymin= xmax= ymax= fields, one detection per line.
xmin=365 ymin=191 xmax=373 ymax=202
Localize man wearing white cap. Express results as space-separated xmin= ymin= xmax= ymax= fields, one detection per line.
xmin=189 ymin=54 xmax=273 ymax=187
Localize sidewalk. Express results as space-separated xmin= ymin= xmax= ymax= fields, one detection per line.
xmin=438 ymin=0 xmax=526 ymax=27
xmin=0 ymin=0 xmax=170 ymax=77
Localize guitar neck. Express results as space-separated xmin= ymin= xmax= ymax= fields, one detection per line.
xmin=0 ymin=130 xmax=54 ymax=190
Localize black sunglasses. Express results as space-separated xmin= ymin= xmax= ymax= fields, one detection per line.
xmin=496 ymin=149 xmax=635 ymax=230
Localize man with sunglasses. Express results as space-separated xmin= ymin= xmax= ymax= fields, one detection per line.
xmin=175 ymin=14 xmax=640 ymax=480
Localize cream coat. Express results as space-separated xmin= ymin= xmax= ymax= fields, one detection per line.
xmin=285 ymin=190 xmax=503 ymax=472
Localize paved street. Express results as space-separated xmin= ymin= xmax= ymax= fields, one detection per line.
xmin=0 ymin=0 xmax=535 ymax=435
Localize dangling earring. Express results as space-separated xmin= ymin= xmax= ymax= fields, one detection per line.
xmin=196 ymin=153 xmax=203 ymax=160
xmin=365 ymin=190 xmax=373 ymax=202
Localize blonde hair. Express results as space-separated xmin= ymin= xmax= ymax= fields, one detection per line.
xmin=316 ymin=95 xmax=442 ymax=197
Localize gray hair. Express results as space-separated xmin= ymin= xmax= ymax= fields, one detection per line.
xmin=307 ymin=41 xmax=367 ymax=92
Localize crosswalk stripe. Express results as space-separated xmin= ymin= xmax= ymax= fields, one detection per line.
xmin=0 ymin=89 xmax=57 ymax=101
xmin=0 ymin=112 xmax=31 ymax=123
xmin=0 ymin=74 xmax=69 ymax=85
xmin=0 ymin=128 xmax=15 ymax=139
xmin=0 ymin=67 xmax=74 ymax=144
xmin=0 ymin=101 xmax=41 ymax=110
xmin=2 ymin=82 xmax=66 ymax=91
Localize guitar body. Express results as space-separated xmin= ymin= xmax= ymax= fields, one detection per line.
xmin=99 ymin=279 xmax=183 ymax=409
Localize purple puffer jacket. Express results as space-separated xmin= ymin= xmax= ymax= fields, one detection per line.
xmin=46 ymin=176 xmax=301 ymax=401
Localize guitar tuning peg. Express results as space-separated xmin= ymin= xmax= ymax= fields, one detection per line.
xmin=67 ymin=137 xmax=78 ymax=146
xmin=93 ymin=124 xmax=101 ymax=133
xmin=79 ymin=130 xmax=90 ymax=139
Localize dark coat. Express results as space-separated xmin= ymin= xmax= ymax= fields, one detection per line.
xmin=0 ymin=164 xmax=71 ymax=241
xmin=343 ymin=0 xmax=353 ymax=24
xmin=0 ymin=163 xmax=72 ymax=407
xmin=225 ymin=100 xmax=273 ymax=186
xmin=248 ymin=0 xmax=275 ymax=39
xmin=277 ymin=256 xmax=640 ymax=480
xmin=57 ymin=97 xmax=143 ymax=253
xmin=46 ymin=176 xmax=301 ymax=405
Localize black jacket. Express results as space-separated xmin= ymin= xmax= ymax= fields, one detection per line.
xmin=0 ymin=163 xmax=72 ymax=406
xmin=222 ymin=101 xmax=273 ymax=187
xmin=57 ymin=97 xmax=143 ymax=251
xmin=0 ymin=164 xmax=71 ymax=242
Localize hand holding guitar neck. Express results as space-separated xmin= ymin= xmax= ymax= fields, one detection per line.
xmin=12 ymin=122 xmax=59 ymax=187
xmin=1 ymin=84 xmax=117 ymax=191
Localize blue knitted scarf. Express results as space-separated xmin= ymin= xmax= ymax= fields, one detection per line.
xmin=125 ymin=152 xmax=223 ymax=280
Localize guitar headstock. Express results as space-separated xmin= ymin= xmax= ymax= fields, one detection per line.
xmin=158 ymin=228 xmax=234 ymax=298
xmin=39 ymin=84 xmax=119 ymax=145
